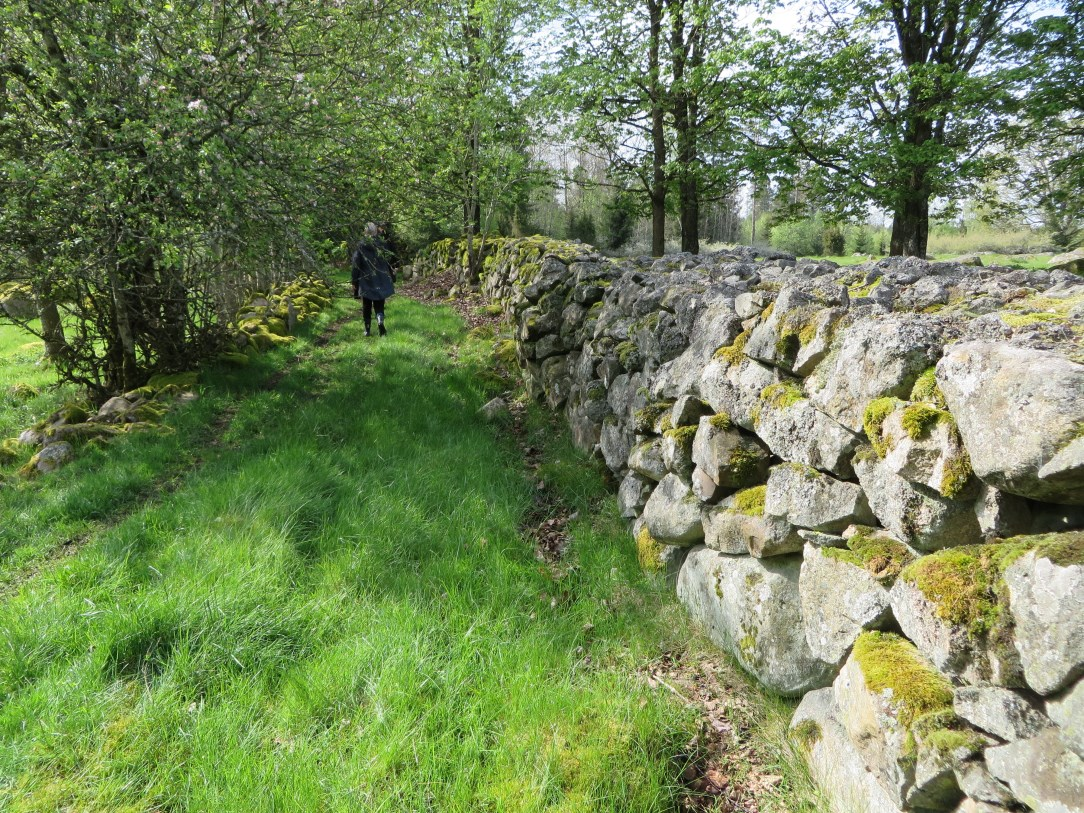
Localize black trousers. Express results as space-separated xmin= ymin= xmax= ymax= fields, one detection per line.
xmin=362 ymin=298 xmax=385 ymax=327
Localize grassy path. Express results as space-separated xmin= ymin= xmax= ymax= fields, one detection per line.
xmin=0 ymin=296 xmax=817 ymax=812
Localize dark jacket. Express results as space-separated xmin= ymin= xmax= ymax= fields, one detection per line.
xmin=351 ymin=237 xmax=396 ymax=300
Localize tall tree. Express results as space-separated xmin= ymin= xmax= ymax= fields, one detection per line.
xmin=362 ymin=0 xmax=545 ymax=269
xmin=741 ymin=0 xmax=1034 ymax=257
xmin=555 ymin=0 xmax=745 ymax=256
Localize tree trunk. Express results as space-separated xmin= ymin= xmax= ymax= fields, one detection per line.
xmin=890 ymin=190 xmax=930 ymax=257
xmin=107 ymin=268 xmax=140 ymax=391
xmin=648 ymin=0 xmax=666 ymax=257
xmin=26 ymin=246 xmax=68 ymax=360
xmin=670 ymin=0 xmax=701 ymax=254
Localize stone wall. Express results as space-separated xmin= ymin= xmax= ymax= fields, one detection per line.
xmin=409 ymin=236 xmax=1084 ymax=812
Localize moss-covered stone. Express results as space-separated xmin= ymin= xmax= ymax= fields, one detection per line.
xmin=0 ymin=438 xmax=24 ymax=465
xmin=849 ymin=276 xmax=883 ymax=298
xmin=1006 ymin=530 xmax=1084 ymax=568
xmin=636 ymin=526 xmax=665 ymax=573
xmin=899 ymin=541 xmax=1034 ymax=638
xmin=615 ymin=340 xmax=641 ymax=368
xmin=633 ymin=401 xmax=674 ymax=434
xmin=900 ymin=403 xmax=948 ymax=440
xmin=728 ymin=447 xmax=765 ymax=487
xmin=863 ymin=397 xmax=903 ymax=457
xmin=909 ymin=368 xmax=948 ymax=409
xmin=852 ymin=631 xmax=953 ymax=729
xmin=759 ymin=380 xmax=804 ymax=410
xmin=663 ymin=424 xmax=697 ymax=455
xmin=732 ymin=485 xmax=766 ymax=517
xmin=147 ymin=371 xmax=199 ymax=390
xmin=939 ymin=451 xmax=974 ymax=499
xmin=822 ymin=527 xmax=916 ymax=585
xmin=708 ymin=412 xmax=733 ymax=430
xmin=713 ymin=330 xmax=749 ymax=365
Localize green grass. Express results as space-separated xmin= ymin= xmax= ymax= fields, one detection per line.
xmin=0 ymin=295 xmax=820 ymax=812
xmin=0 ymin=320 xmax=75 ymax=445
xmin=810 ymin=253 xmax=1053 ymax=270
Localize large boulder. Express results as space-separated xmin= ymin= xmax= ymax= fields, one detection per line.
xmin=790 ymin=688 xmax=905 ymax=813
xmin=854 ymin=450 xmax=984 ymax=551
xmin=833 ymin=632 xmax=972 ymax=809
xmin=953 ymin=687 xmax=1052 ymax=742
xmin=985 ymin=729 xmax=1084 ymax=813
xmin=800 ymin=542 xmax=895 ymax=666
xmin=677 ymin=547 xmax=834 ymax=695
xmin=690 ymin=415 xmax=770 ymax=490
xmin=936 ymin=343 xmax=1084 ymax=504
xmin=753 ymin=383 xmax=862 ymax=478
xmin=806 ymin=314 xmax=943 ymax=434
xmin=1004 ymin=542 xmax=1084 ymax=696
xmin=765 ymin=462 xmax=876 ymax=533
xmin=641 ymin=473 xmax=704 ymax=545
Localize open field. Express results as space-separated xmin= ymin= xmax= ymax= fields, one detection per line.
xmin=0 ymin=294 xmax=820 ymax=812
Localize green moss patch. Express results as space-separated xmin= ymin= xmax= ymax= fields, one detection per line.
xmin=633 ymin=401 xmax=674 ymax=434
xmin=1005 ymin=530 xmax=1084 ymax=568
xmin=900 ymin=404 xmax=948 ymax=440
xmin=732 ymin=485 xmax=766 ymax=517
xmin=759 ymin=380 xmax=804 ymax=411
xmin=713 ymin=330 xmax=749 ymax=366
xmin=823 ymin=528 xmax=916 ymax=585
xmin=899 ymin=542 xmax=1032 ymax=637
xmin=708 ymin=412 xmax=733 ymax=431
xmin=663 ymin=425 xmax=697 ymax=455
xmin=728 ymin=447 xmax=765 ymax=487
xmin=852 ymin=631 xmax=953 ymax=728
xmin=909 ymin=368 xmax=947 ymax=408
xmin=863 ymin=397 xmax=902 ymax=457
xmin=939 ymin=451 xmax=974 ymax=499
xmin=635 ymin=526 xmax=664 ymax=573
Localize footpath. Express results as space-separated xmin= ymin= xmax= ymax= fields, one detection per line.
xmin=0 ymin=287 xmax=817 ymax=812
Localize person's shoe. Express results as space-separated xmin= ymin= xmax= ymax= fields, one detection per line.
xmin=364 ymin=328 xmax=371 ymax=337
xmin=378 ymin=324 xmax=387 ymax=336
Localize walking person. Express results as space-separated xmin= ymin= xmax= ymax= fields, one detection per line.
xmin=351 ymin=222 xmax=396 ymax=337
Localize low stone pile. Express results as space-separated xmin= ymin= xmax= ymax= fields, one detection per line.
xmin=224 ymin=274 xmax=333 ymax=363
xmin=1 ymin=274 xmax=334 ymax=478
xmin=415 ymin=236 xmax=1084 ymax=813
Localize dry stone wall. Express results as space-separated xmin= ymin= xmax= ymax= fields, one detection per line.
xmin=409 ymin=236 xmax=1084 ymax=813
